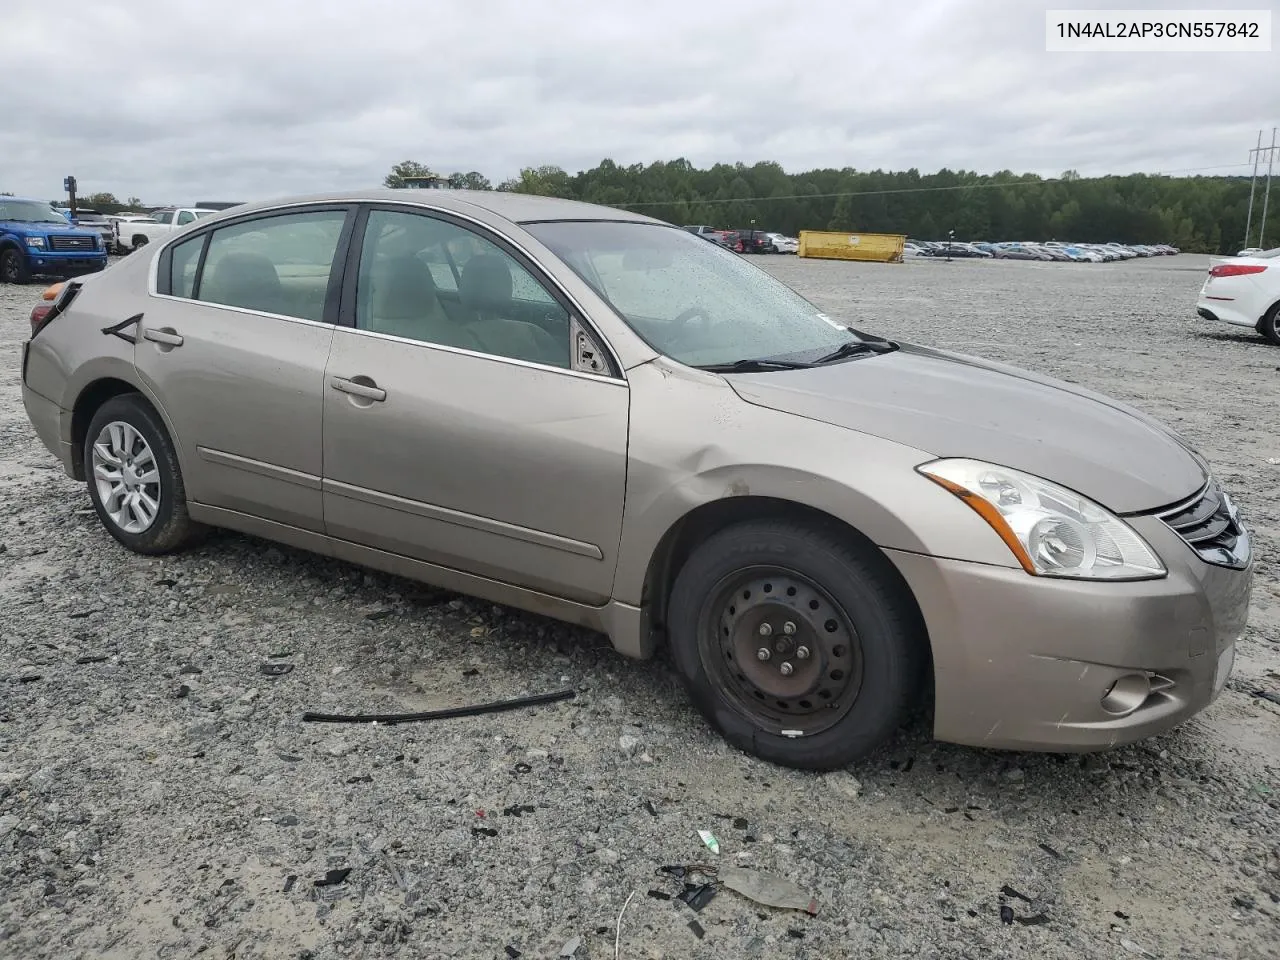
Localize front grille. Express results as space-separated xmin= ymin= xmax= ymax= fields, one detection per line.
xmin=1157 ymin=480 xmax=1250 ymax=569
xmin=49 ymin=235 xmax=96 ymax=252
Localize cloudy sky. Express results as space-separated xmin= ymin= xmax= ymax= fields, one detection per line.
xmin=1 ymin=0 xmax=1274 ymax=204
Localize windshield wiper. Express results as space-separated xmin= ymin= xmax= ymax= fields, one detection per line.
xmin=696 ymin=357 xmax=815 ymax=373
xmin=813 ymin=337 xmax=899 ymax=364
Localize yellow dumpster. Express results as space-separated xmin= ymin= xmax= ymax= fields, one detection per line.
xmin=798 ymin=231 xmax=906 ymax=263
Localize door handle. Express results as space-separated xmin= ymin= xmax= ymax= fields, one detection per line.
xmin=330 ymin=376 xmax=386 ymax=402
xmin=142 ymin=327 xmax=184 ymax=347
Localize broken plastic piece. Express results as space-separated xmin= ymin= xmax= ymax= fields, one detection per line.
xmin=1038 ymin=842 xmax=1062 ymax=859
xmin=282 ymin=875 xmax=297 ymax=893
xmin=687 ymin=920 xmax=705 ymax=939
xmin=313 ymin=868 xmax=351 ymax=887
xmin=647 ymin=889 xmax=672 ymax=900
xmin=697 ymin=829 xmax=720 ymax=854
xmin=471 ymin=826 xmax=499 ymax=837
xmin=677 ymin=883 xmax=718 ymax=912
xmin=718 ymin=867 xmax=818 ymax=915
xmin=1016 ymin=913 xmax=1050 ymax=926
xmin=1001 ymin=885 xmax=1033 ymax=903
xmin=260 ymin=663 xmax=294 ymax=677
xmin=1000 ymin=905 xmax=1014 ymax=925
xmin=75 ymin=654 xmax=110 ymax=664
xmin=504 ymin=947 xmax=521 ymax=959
xmin=301 ymin=689 xmax=576 ymax=725
xmin=558 ymin=935 xmax=582 ymax=957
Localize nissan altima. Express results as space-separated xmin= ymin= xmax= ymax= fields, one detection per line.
xmin=19 ymin=189 xmax=1252 ymax=770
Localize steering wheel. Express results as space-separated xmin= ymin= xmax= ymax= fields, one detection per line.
xmin=667 ymin=306 xmax=713 ymax=347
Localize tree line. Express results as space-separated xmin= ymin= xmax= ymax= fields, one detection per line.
xmin=17 ymin=157 xmax=1270 ymax=254
xmin=389 ymin=158 xmax=1271 ymax=254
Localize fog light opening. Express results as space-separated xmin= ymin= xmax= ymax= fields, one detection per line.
xmin=1100 ymin=673 xmax=1152 ymax=717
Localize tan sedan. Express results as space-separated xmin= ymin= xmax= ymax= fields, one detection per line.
xmin=20 ymin=190 xmax=1252 ymax=769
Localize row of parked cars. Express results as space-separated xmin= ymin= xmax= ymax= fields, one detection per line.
xmin=905 ymin=240 xmax=1181 ymax=262
xmin=682 ymin=225 xmax=800 ymax=254
xmin=53 ymin=206 xmax=217 ymax=255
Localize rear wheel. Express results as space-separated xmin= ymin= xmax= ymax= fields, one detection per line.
xmin=1 ymin=248 xmax=30 ymax=284
xmin=130 ymin=235 xmax=149 ymax=252
xmin=668 ymin=519 xmax=925 ymax=770
xmin=1258 ymin=304 xmax=1280 ymax=346
xmin=84 ymin=394 xmax=205 ymax=554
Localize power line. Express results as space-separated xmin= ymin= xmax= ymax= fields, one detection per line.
xmin=616 ymin=161 xmax=1257 ymax=208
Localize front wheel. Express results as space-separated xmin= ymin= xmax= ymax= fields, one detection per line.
xmin=667 ymin=519 xmax=926 ymax=770
xmin=1258 ymin=304 xmax=1280 ymax=346
xmin=1 ymin=248 xmax=30 ymax=284
xmin=84 ymin=394 xmax=205 ymax=554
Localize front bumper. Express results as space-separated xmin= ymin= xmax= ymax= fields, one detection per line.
xmin=888 ymin=514 xmax=1252 ymax=752
xmin=26 ymin=251 xmax=107 ymax=278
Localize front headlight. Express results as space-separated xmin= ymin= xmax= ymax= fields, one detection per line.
xmin=918 ymin=458 xmax=1166 ymax=580
xmin=25 ymin=236 xmax=45 ymax=248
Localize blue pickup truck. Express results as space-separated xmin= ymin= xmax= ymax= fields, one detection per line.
xmin=0 ymin=196 xmax=108 ymax=284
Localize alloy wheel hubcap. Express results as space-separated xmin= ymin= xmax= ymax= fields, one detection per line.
xmin=91 ymin=421 xmax=161 ymax=534
xmin=702 ymin=568 xmax=864 ymax=736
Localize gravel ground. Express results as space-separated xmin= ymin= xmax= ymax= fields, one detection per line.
xmin=1 ymin=254 xmax=1278 ymax=960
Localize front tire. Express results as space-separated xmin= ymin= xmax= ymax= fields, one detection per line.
xmin=84 ymin=394 xmax=205 ymax=554
xmin=1258 ymin=304 xmax=1280 ymax=346
xmin=667 ymin=519 xmax=925 ymax=770
xmin=131 ymin=235 xmax=149 ymax=252
xmin=1 ymin=248 xmax=30 ymax=284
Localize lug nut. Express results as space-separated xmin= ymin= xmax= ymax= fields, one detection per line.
xmin=783 ymin=621 xmax=797 ymax=636
xmin=795 ymin=645 xmax=810 ymax=660
xmin=756 ymin=648 xmax=771 ymax=661
xmin=758 ymin=623 xmax=773 ymax=637
xmin=779 ymin=661 xmax=794 ymax=676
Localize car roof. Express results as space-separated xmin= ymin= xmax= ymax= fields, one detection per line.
xmin=196 ymin=188 xmax=665 ymax=227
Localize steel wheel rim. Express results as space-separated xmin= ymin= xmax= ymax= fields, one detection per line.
xmin=91 ymin=421 xmax=161 ymax=534
xmin=698 ymin=565 xmax=864 ymax=737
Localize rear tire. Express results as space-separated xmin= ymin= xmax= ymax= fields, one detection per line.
xmin=131 ymin=235 xmax=149 ymax=252
xmin=1258 ymin=304 xmax=1280 ymax=346
xmin=84 ymin=394 xmax=205 ymax=555
xmin=667 ymin=519 xmax=925 ymax=770
xmin=1 ymin=248 xmax=30 ymax=284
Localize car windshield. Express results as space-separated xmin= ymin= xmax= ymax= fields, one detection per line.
xmin=0 ymin=199 xmax=73 ymax=224
xmin=524 ymin=220 xmax=864 ymax=367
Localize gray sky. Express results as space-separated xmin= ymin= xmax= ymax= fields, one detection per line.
xmin=1 ymin=0 xmax=1274 ymax=204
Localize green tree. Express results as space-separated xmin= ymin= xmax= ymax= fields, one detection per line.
xmin=447 ymin=171 xmax=492 ymax=190
xmin=383 ymin=160 xmax=437 ymax=189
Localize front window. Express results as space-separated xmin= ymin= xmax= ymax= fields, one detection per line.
xmin=0 ymin=199 xmax=73 ymax=225
xmin=523 ymin=220 xmax=866 ymax=368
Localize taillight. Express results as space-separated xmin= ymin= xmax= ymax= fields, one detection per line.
xmin=1209 ymin=264 xmax=1267 ymax=278
xmin=29 ymin=282 xmax=67 ymax=337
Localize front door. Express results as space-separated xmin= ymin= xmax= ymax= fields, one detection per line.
xmin=321 ymin=206 xmax=629 ymax=602
xmin=133 ymin=206 xmax=352 ymax=532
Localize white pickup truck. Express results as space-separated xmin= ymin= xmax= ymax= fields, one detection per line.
xmin=118 ymin=207 xmax=217 ymax=252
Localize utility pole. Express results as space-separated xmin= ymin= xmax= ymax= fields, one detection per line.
xmin=1259 ymin=127 xmax=1277 ymax=250
xmin=1244 ymin=130 xmax=1262 ymax=249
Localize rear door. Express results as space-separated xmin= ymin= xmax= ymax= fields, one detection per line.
xmin=135 ymin=205 xmax=354 ymax=532
xmin=320 ymin=204 xmax=630 ymax=602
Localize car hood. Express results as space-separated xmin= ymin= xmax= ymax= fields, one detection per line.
xmin=726 ymin=342 xmax=1208 ymax=514
xmin=2 ymin=221 xmax=100 ymax=237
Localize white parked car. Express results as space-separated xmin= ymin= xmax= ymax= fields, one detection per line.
xmin=107 ymin=214 xmax=161 ymax=254
xmin=1236 ymin=247 xmax=1264 ymax=257
xmin=117 ymin=207 xmax=218 ymax=251
xmin=765 ymin=232 xmax=798 ymax=254
xmin=1195 ymin=248 xmax=1280 ymax=344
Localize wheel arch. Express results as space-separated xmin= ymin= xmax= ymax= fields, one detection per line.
xmin=635 ymin=495 xmax=934 ymax=691
xmin=71 ymin=377 xmax=161 ymax=480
